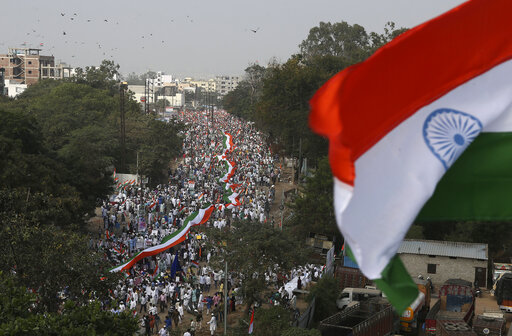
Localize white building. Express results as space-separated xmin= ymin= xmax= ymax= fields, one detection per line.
xmin=127 ymin=85 xmax=147 ymax=104
xmin=398 ymin=239 xmax=488 ymax=288
xmin=4 ymin=79 xmax=27 ymax=97
xmin=158 ymin=93 xmax=184 ymax=107
xmin=215 ymin=75 xmax=241 ymax=95
xmin=152 ymin=72 xmax=174 ymax=87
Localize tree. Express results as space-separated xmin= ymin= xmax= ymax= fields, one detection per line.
xmin=222 ymin=64 xmax=266 ymax=121
xmin=299 ymin=21 xmax=370 ymax=63
xmin=205 ymin=220 xmax=309 ymax=311
xmin=74 ymin=59 xmax=121 ymax=92
xmin=136 ymin=118 xmax=182 ymax=185
xmin=306 ymin=275 xmax=340 ymax=324
xmin=250 ymin=306 xmax=292 ymax=336
xmin=0 ymin=272 xmax=138 ymax=335
xmin=0 ymin=194 xmax=123 ymax=312
xmin=289 ymin=157 xmax=339 ymax=242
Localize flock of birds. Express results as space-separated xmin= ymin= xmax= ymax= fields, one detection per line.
xmin=1 ymin=11 xmax=261 ymax=66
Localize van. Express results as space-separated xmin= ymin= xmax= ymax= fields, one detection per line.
xmin=336 ymin=287 xmax=382 ymax=310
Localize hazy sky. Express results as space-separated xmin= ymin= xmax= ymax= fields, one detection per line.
xmin=2 ymin=0 xmax=465 ymax=78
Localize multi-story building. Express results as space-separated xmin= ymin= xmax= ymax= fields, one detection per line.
xmin=190 ymin=79 xmax=216 ymax=92
xmin=215 ymin=75 xmax=241 ymax=95
xmin=0 ymin=48 xmax=72 ymax=85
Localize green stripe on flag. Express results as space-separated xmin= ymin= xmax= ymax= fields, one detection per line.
xmin=417 ymin=132 xmax=512 ymax=221
xmin=345 ymin=245 xmax=417 ymax=314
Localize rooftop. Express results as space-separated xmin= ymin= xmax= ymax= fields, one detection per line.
xmin=398 ymin=239 xmax=487 ymax=260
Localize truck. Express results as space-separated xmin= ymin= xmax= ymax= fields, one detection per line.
xmin=473 ymin=314 xmax=506 ymax=336
xmin=400 ymin=291 xmax=426 ymax=335
xmin=335 ymin=265 xmax=370 ymax=291
xmin=424 ymin=279 xmax=475 ymax=335
xmin=495 ymin=272 xmax=512 ymax=312
xmin=399 ymin=278 xmax=432 ymax=335
xmin=319 ymin=298 xmax=399 ymax=336
xmin=492 ymin=259 xmax=512 ymax=283
xmin=336 ymin=287 xmax=382 ymax=310
xmin=415 ymin=277 xmax=432 ymax=309
xmin=436 ymin=320 xmax=476 ymax=336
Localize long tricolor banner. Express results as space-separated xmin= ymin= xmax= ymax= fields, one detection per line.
xmin=110 ymin=205 xmax=214 ymax=272
xmin=219 ymin=160 xmax=236 ymax=183
xmin=222 ymin=131 xmax=234 ymax=153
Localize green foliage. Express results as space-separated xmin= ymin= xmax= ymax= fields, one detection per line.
xmin=0 ymin=197 xmax=123 ymax=311
xmin=289 ymin=157 xmax=338 ymax=240
xmin=73 ymin=59 xmax=121 ymax=92
xmin=405 ymin=225 xmax=424 ymax=240
xmin=223 ymin=64 xmax=266 ymax=121
xmin=124 ymin=70 xmax=157 ymax=85
xmin=420 ymin=221 xmax=512 ymax=254
xmin=205 ymin=220 xmax=309 ymax=308
xmin=224 ymin=22 xmax=406 ymax=166
xmin=299 ymin=21 xmax=371 ymax=62
xmin=0 ymin=272 xmax=138 ymax=335
xmin=307 ymin=275 xmax=340 ymax=324
xmin=0 ymin=61 xmax=182 ymax=213
xmin=136 ymin=118 xmax=183 ymax=185
xmin=252 ymin=306 xmax=292 ymax=336
xmin=282 ymin=327 xmax=321 ymax=336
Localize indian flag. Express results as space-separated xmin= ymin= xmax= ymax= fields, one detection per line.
xmin=110 ymin=204 xmax=215 ymax=272
xmin=309 ymin=0 xmax=512 ymax=312
xmin=248 ymin=308 xmax=254 ymax=334
xmin=197 ymin=192 xmax=205 ymax=201
xmin=221 ymin=131 xmax=234 ymax=153
xmin=219 ymin=160 xmax=236 ymax=183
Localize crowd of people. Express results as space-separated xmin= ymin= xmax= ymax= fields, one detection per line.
xmin=89 ymin=110 xmax=320 ymax=335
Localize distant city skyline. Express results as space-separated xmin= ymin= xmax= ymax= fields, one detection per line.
xmin=2 ymin=0 xmax=465 ymax=78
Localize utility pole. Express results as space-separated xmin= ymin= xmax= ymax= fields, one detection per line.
xmin=298 ymin=137 xmax=302 ymax=186
xmin=120 ymin=82 xmax=127 ymax=171
xmin=144 ymin=78 xmax=148 ymax=114
xmin=224 ymin=260 xmax=228 ymax=335
xmin=0 ymin=68 xmax=5 ymax=96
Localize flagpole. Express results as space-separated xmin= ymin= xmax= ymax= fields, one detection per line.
xmin=224 ymin=260 xmax=228 ymax=335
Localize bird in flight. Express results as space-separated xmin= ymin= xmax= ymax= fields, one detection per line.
xmin=250 ymin=27 xmax=260 ymax=33
xmin=87 ymin=19 xmax=91 ymax=22
xmin=63 ymin=31 xmax=66 ymax=35
xmin=61 ymin=13 xmax=65 ymax=16
xmin=104 ymin=19 xmax=108 ymax=22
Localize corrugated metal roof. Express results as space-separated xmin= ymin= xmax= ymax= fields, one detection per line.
xmin=398 ymin=239 xmax=487 ymax=260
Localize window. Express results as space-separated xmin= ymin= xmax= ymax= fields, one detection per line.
xmin=28 ymin=61 xmax=32 ymax=64
xmin=428 ymin=255 xmax=436 ymax=258
xmin=449 ymin=256 xmax=457 ymax=260
xmin=28 ymin=70 xmax=32 ymax=74
xmin=427 ymin=263 xmax=437 ymax=274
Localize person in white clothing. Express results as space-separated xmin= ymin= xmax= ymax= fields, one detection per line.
xmin=207 ymin=313 xmax=217 ymax=335
xmin=158 ymin=326 xmax=168 ymax=336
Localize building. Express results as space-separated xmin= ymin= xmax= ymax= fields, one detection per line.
xmin=4 ymin=79 xmax=27 ymax=97
xmin=215 ymin=75 xmax=240 ymax=95
xmin=157 ymin=93 xmax=184 ymax=108
xmin=190 ymin=79 xmax=216 ymax=92
xmin=398 ymin=239 xmax=488 ymax=288
xmin=0 ymin=48 xmax=72 ymax=85
xmin=127 ymin=85 xmax=146 ymax=104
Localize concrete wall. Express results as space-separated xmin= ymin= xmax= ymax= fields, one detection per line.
xmin=399 ymin=253 xmax=487 ymax=288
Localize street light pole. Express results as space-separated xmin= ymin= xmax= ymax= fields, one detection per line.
xmin=120 ymin=82 xmax=128 ymax=171
xmin=224 ymin=260 xmax=228 ymax=335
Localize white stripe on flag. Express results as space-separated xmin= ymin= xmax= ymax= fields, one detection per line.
xmin=338 ymin=59 xmax=512 ymax=279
